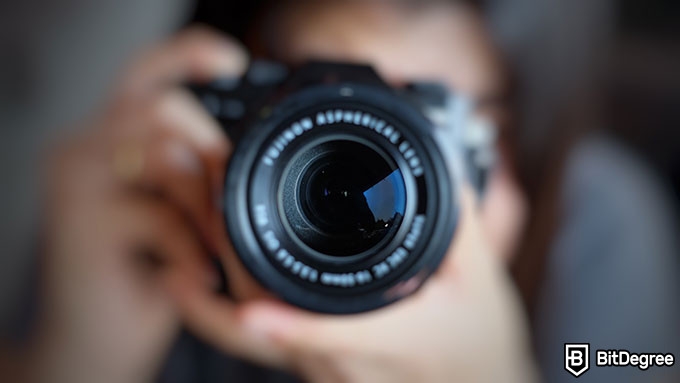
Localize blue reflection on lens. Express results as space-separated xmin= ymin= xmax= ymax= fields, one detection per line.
xmin=362 ymin=170 xmax=406 ymax=223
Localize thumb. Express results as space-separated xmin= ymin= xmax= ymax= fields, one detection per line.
xmin=239 ymin=302 xmax=365 ymax=356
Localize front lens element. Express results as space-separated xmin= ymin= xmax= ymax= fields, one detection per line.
xmin=295 ymin=140 xmax=406 ymax=257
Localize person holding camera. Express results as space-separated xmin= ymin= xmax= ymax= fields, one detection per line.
xmin=4 ymin=1 xmax=677 ymax=383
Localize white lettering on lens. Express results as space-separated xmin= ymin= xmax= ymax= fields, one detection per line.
xmin=291 ymin=122 xmax=303 ymax=135
xmin=372 ymin=262 xmax=390 ymax=279
xmin=262 ymin=230 xmax=279 ymax=251
xmin=404 ymin=215 xmax=426 ymax=250
xmin=353 ymin=111 xmax=362 ymax=124
xmin=254 ymin=204 xmax=268 ymax=227
xmin=361 ymin=114 xmax=372 ymax=127
xmin=275 ymin=248 xmax=319 ymax=283
xmin=386 ymin=247 xmax=408 ymax=268
xmin=263 ymin=109 xmax=422 ymax=177
xmin=315 ymin=112 xmax=326 ymax=125
xmin=383 ymin=125 xmax=393 ymax=137
xmin=375 ymin=120 xmax=385 ymax=133
xmin=262 ymin=116 xmax=313 ymax=165
xmin=320 ymin=270 xmax=373 ymax=287
xmin=399 ymin=141 xmax=410 ymax=152
xmin=301 ymin=117 xmax=313 ymax=130
xmin=343 ymin=110 xmax=353 ymax=123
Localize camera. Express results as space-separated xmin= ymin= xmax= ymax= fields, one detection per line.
xmin=189 ymin=61 xmax=494 ymax=314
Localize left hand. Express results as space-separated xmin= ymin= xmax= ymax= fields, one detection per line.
xmin=27 ymin=27 xmax=248 ymax=383
xmin=169 ymin=187 xmax=539 ymax=383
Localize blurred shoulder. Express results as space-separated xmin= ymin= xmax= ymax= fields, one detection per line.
xmin=559 ymin=133 xmax=679 ymax=256
xmin=534 ymin=133 xmax=680 ymax=382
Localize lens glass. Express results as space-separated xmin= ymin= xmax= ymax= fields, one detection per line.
xmin=296 ymin=140 xmax=405 ymax=257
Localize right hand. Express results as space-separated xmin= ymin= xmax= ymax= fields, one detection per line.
xmin=29 ymin=27 xmax=277 ymax=383
xmin=170 ymin=185 xmax=539 ymax=383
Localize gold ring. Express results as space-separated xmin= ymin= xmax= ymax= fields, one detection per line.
xmin=112 ymin=142 xmax=145 ymax=183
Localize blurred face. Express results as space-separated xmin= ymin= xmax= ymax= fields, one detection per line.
xmin=261 ymin=0 xmax=503 ymax=100
xmin=254 ymin=0 xmax=527 ymax=261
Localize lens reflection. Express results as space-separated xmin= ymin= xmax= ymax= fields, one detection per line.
xmin=297 ymin=140 xmax=405 ymax=257
xmin=363 ymin=170 xmax=406 ymax=222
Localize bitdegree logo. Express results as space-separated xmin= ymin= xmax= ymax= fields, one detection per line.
xmin=564 ymin=343 xmax=676 ymax=378
xmin=565 ymin=344 xmax=590 ymax=377
xmin=597 ymin=350 xmax=675 ymax=370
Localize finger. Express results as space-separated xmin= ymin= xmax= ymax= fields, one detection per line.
xmin=115 ymin=193 xmax=218 ymax=289
xmin=233 ymin=277 xmax=453 ymax=362
xmin=237 ymin=301 xmax=398 ymax=358
xmin=165 ymin=275 xmax=290 ymax=369
xmin=109 ymin=88 xmax=232 ymax=250
xmin=141 ymin=88 xmax=231 ymax=196
xmin=240 ymin=303 xmax=347 ymax=355
xmin=139 ymin=134 xmax=217 ymax=253
xmin=436 ymin=184 xmax=499 ymax=279
xmin=118 ymin=25 xmax=248 ymax=99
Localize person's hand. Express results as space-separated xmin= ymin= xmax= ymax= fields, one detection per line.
xmin=169 ymin=186 xmax=540 ymax=383
xmin=29 ymin=27 xmax=248 ymax=383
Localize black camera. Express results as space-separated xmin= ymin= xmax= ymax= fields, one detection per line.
xmin=190 ymin=61 xmax=494 ymax=313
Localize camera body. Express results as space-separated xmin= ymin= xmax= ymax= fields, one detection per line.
xmin=190 ymin=61 xmax=494 ymax=314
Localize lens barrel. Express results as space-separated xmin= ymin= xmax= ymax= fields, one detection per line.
xmin=224 ymin=83 xmax=458 ymax=313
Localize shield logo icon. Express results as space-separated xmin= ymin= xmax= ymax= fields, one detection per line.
xmin=564 ymin=343 xmax=590 ymax=377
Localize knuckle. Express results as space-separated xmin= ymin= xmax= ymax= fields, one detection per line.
xmin=147 ymin=91 xmax=182 ymax=128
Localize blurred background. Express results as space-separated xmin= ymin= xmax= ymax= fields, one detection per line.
xmin=0 ymin=0 xmax=678 ymax=382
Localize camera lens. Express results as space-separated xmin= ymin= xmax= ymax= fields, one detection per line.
xmin=291 ymin=140 xmax=406 ymax=257
xmin=220 ymin=83 xmax=459 ymax=313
